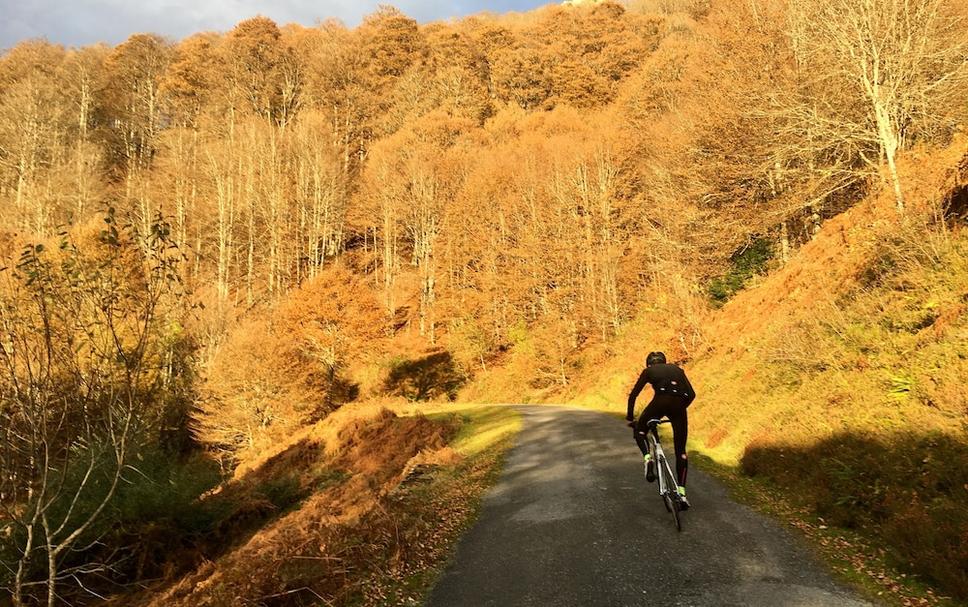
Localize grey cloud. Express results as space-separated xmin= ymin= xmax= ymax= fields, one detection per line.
xmin=0 ymin=0 xmax=550 ymax=50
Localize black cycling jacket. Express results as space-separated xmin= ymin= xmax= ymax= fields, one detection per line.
xmin=627 ymin=362 xmax=696 ymax=419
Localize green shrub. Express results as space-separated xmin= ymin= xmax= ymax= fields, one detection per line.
xmin=707 ymin=237 xmax=775 ymax=305
xmin=384 ymin=351 xmax=465 ymax=401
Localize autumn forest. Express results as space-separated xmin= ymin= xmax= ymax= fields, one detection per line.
xmin=2 ymin=0 xmax=967 ymax=604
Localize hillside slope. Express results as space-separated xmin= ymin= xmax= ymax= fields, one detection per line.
xmin=100 ymin=405 xmax=520 ymax=607
xmin=547 ymin=138 xmax=968 ymax=601
xmin=693 ymin=142 xmax=968 ymax=597
xmin=692 ymin=137 xmax=968 ymax=456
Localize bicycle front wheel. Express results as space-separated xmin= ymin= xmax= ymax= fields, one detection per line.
xmin=662 ymin=466 xmax=682 ymax=532
xmin=670 ymin=493 xmax=681 ymax=532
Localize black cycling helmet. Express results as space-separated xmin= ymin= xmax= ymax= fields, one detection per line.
xmin=646 ymin=351 xmax=667 ymax=366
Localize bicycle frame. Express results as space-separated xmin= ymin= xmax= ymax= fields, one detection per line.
xmin=646 ymin=427 xmax=678 ymax=498
xmin=643 ymin=418 xmax=684 ymax=531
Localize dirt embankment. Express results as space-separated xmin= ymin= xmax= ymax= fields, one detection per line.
xmin=139 ymin=407 xmax=458 ymax=607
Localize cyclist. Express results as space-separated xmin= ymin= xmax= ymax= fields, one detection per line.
xmin=626 ymin=351 xmax=695 ymax=509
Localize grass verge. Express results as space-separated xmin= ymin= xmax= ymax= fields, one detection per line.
xmin=355 ymin=405 xmax=522 ymax=607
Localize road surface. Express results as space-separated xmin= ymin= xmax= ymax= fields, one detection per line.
xmin=427 ymin=406 xmax=872 ymax=607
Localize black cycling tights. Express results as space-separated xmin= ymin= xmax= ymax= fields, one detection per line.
xmin=633 ymin=396 xmax=688 ymax=487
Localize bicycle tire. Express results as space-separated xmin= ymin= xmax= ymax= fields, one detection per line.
xmin=662 ymin=465 xmax=683 ymax=532
xmin=671 ymin=495 xmax=682 ymax=532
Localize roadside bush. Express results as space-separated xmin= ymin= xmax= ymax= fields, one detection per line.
xmin=0 ymin=211 xmax=195 ymax=605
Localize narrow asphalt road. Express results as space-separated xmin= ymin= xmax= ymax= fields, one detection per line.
xmin=427 ymin=406 xmax=872 ymax=607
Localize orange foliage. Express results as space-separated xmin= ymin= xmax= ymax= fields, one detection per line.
xmin=2 ymin=0 xmax=967 ymax=601
xmin=196 ymin=267 xmax=384 ymax=462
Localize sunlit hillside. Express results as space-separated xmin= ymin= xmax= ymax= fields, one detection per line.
xmin=552 ymin=138 xmax=968 ymax=601
xmin=1 ymin=0 xmax=966 ymax=604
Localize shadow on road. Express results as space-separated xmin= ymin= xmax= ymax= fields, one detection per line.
xmin=742 ymin=430 xmax=967 ymax=599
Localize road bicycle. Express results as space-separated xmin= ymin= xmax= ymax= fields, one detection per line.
xmin=637 ymin=418 xmax=686 ymax=532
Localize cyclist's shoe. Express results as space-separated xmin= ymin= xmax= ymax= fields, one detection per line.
xmin=643 ymin=454 xmax=656 ymax=482
xmin=677 ymin=486 xmax=691 ymax=511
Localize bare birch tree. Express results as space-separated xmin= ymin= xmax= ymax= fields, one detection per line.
xmin=787 ymin=0 xmax=968 ymax=211
xmin=0 ymin=211 xmax=184 ymax=606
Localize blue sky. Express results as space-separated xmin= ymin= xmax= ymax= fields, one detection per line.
xmin=0 ymin=0 xmax=553 ymax=50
